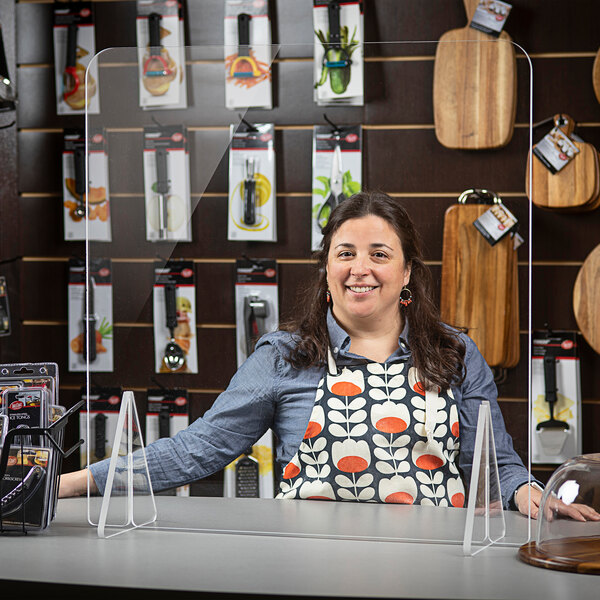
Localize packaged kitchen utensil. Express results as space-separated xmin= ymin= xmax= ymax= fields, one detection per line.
xmin=68 ymin=258 xmax=114 ymax=372
xmin=531 ymin=331 xmax=581 ymax=464
xmin=62 ymin=128 xmax=111 ymax=242
xmin=228 ymin=123 xmax=277 ymax=242
xmin=470 ymin=1 xmax=512 ymax=37
xmin=0 ymin=362 xmax=82 ymax=533
xmin=433 ymin=0 xmax=516 ymax=149
xmin=0 ymin=22 xmax=16 ymax=110
xmin=143 ymin=125 xmax=192 ymax=242
xmin=136 ymin=0 xmax=186 ymax=109
xmin=311 ymin=123 xmax=362 ymax=250
xmin=440 ymin=189 xmax=520 ymax=368
xmin=0 ymin=277 xmax=10 ymax=337
xmin=224 ymin=0 xmax=273 ymax=110
xmin=519 ymin=454 xmax=600 ymax=574
xmin=224 ymin=430 xmax=275 ymax=499
xmin=526 ymin=115 xmax=600 ymax=212
xmin=313 ymin=0 xmax=363 ymax=106
xmin=145 ymin=388 xmax=189 ymax=496
xmin=52 ymin=1 xmax=99 ymax=115
xmin=234 ymin=257 xmax=279 ymax=367
xmin=153 ymin=261 xmax=198 ymax=374
xmin=79 ymin=386 xmax=122 ymax=469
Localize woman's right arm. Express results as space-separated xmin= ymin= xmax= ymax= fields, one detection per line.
xmin=59 ymin=468 xmax=97 ymax=497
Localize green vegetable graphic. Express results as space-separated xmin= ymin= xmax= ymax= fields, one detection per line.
xmin=313 ymin=170 xmax=361 ymax=225
xmin=315 ymin=26 xmax=359 ymax=95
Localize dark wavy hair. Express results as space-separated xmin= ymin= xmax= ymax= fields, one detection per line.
xmin=281 ymin=191 xmax=466 ymax=390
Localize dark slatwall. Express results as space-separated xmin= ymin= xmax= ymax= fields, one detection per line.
xmin=4 ymin=0 xmax=600 ymax=491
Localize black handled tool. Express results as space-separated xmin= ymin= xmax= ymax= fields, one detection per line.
xmin=73 ymin=145 xmax=87 ymax=218
xmin=158 ymin=403 xmax=171 ymax=439
xmin=94 ymin=412 xmax=107 ymax=460
xmin=63 ymin=23 xmax=80 ymax=101
xmin=243 ymin=295 xmax=268 ymax=358
xmin=243 ymin=157 xmax=256 ymax=225
xmin=536 ymin=355 xmax=569 ymax=431
xmin=0 ymin=465 xmax=46 ymax=517
xmin=230 ymin=13 xmax=260 ymax=78
xmin=324 ymin=0 xmax=350 ymax=69
xmin=82 ymin=275 xmax=97 ymax=363
xmin=0 ymin=23 xmax=16 ymax=108
xmin=156 ymin=147 xmax=169 ymax=239
xmin=162 ymin=283 xmax=185 ymax=371
xmin=143 ymin=12 xmax=173 ymax=77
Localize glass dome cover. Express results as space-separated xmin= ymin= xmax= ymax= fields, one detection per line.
xmin=519 ymin=453 xmax=600 ymax=574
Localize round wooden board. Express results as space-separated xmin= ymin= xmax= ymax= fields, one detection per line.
xmin=593 ymin=48 xmax=600 ymax=105
xmin=573 ymin=244 xmax=600 ymax=355
xmin=519 ymin=539 xmax=600 ymax=574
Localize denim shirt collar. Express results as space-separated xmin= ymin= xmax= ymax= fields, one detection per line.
xmin=326 ymin=308 xmax=411 ymax=363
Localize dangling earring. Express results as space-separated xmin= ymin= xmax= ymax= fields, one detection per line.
xmin=326 ymin=288 xmax=331 ymax=303
xmin=400 ymin=286 xmax=413 ymax=306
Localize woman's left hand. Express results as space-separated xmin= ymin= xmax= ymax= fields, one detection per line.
xmin=515 ymin=484 xmax=600 ymax=521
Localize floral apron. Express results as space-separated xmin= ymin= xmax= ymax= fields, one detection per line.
xmin=277 ymin=350 xmax=465 ymax=507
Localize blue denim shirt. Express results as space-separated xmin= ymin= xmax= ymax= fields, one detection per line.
xmin=90 ymin=312 xmax=533 ymax=508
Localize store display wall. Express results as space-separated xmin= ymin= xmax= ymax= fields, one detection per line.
xmin=3 ymin=0 xmax=600 ymax=493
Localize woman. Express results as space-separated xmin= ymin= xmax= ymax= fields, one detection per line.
xmin=60 ymin=192 xmax=594 ymax=520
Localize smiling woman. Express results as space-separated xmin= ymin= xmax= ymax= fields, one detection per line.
xmin=61 ymin=192 xmax=600 ymax=518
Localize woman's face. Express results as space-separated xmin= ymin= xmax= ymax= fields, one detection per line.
xmin=326 ymin=215 xmax=411 ymax=329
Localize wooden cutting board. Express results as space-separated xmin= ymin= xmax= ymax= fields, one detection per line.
xmin=502 ymin=247 xmax=520 ymax=368
xmin=526 ymin=128 xmax=599 ymax=210
xmin=433 ymin=0 xmax=516 ymax=150
xmin=593 ymin=47 xmax=600 ymax=105
xmin=573 ymin=244 xmax=600 ymax=355
xmin=441 ymin=203 xmax=516 ymax=367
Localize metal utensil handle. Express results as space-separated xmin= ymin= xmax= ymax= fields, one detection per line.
xmin=237 ymin=13 xmax=251 ymax=57
xmin=148 ymin=12 xmax=162 ymax=56
xmin=327 ymin=1 xmax=342 ymax=48
xmin=66 ymin=23 xmax=78 ymax=69
xmin=164 ymin=283 xmax=178 ymax=333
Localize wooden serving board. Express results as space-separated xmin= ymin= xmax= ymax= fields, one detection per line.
xmin=593 ymin=47 xmax=600 ymax=105
xmin=502 ymin=247 xmax=520 ymax=368
xmin=441 ymin=204 xmax=516 ymax=367
xmin=573 ymin=244 xmax=600 ymax=355
xmin=526 ymin=139 xmax=599 ymax=210
xmin=519 ymin=538 xmax=600 ymax=574
xmin=433 ymin=0 xmax=516 ymax=150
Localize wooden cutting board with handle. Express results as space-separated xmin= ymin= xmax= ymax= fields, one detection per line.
xmin=526 ymin=114 xmax=599 ymax=211
xmin=573 ymin=244 xmax=600 ymax=355
xmin=441 ymin=198 xmax=516 ymax=367
xmin=433 ymin=0 xmax=516 ymax=150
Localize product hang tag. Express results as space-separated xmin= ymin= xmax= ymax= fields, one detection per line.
xmin=0 ymin=276 xmax=11 ymax=336
xmin=533 ymin=126 xmax=580 ymax=174
xmin=473 ymin=202 xmax=518 ymax=246
xmin=470 ymin=1 xmax=512 ymax=37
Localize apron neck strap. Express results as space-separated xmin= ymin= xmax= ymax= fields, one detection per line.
xmin=327 ymin=347 xmax=338 ymax=376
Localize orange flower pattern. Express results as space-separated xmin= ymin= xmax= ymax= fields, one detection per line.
xmin=277 ymin=361 xmax=465 ymax=506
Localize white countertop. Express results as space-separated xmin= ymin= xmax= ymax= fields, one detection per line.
xmin=0 ymin=497 xmax=597 ymax=599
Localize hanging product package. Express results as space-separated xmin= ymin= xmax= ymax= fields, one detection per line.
xmin=228 ymin=123 xmax=277 ymax=242
xmin=145 ymin=388 xmax=190 ymax=496
xmin=143 ymin=125 xmax=192 ymax=242
xmin=52 ymin=1 xmax=99 ymax=115
xmin=79 ymin=387 xmax=123 ymax=469
xmin=234 ymin=257 xmax=279 ymax=366
xmin=313 ymin=0 xmax=364 ymax=106
xmin=224 ymin=0 xmax=272 ymax=110
xmin=67 ymin=257 xmax=114 ymax=372
xmin=226 ymin=257 xmax=278 ymax=498
xmin=531 ymin=331 xmax=581 ymax=463
xmin=311 ymin=124 xmax=362 ymax=250
xmin=526 ymin=114 xmax=600 ymax=212
xmin=62 ymin=128 xmax=111 ymax=242
xmin=136 ymin=0 xmax=186 ymax=109
xmin=153 ymin=260 xmax=198 ymax=374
